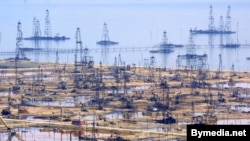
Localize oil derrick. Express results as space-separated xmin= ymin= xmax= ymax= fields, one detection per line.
xmin=101 ymin=22 xmax=109 ymax=42
xmin=12 ymin=21 xmax=25 ymax=92
xmin=215 ymin=54 xmax=222 ymax=79
xmin=31 ymin=65 xmax=45 ymax=95
xmin=123 ymin=64 xmax=128 ymax=96
xmin=224 ymin=6 xmax=232 ymax=44
xmin=44 ymin=9 xmax=51 ymax=37
xmin=94 ymin=62 xmax=104 ymax=110
xmin=186 ymin=32 xmax=196 ymax=70
xmin=32 ymin=17 xmax=41 ymax=37
xmin=219 ymin=16 xmax=224 ymax=32
xmin=114 ymin=54 xmax=124 ymax=67
xmin=16 ymin=21 xmax=26 ymax=60
xmin=191 ymin=104 xmax=205 ymax=125
xmin=55 ymin=51 xmax=66 ymax=89
xmin=146 ymin=56 xmax=156 ymax=82
xmin=13 ymin=53 xmax=21 ymax=92
xmin=143 ymin=58 xmax=149 ymax=68
xmin=74 ymin=27 xmax=83 ymax=88
xmin=162 ymin=30 xmax=168 ymax=44
xmin=208 ymin=5 xmax=215 ymax=31
xmin=204 ymin=88 xmax=217 ymax=124
xmin=156 ymin=81 xmax=176 ymax=124
xmin=176 ymin=32 xmax=207 ymax=71
xmin=73 ymin=27 xmax=94 ymax=89
xmin=96 ymin=22 xmax=118 ymax=46
xmin=191 ymin=101 xmax=196 ymax=124
xmin=225 ymin=6 xmax=231 ymax=32
xmin=113 ymin=54 xmax=124 ymax=96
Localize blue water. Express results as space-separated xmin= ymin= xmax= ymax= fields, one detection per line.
xmin=1 ymin=0 xmax=250 ymax=71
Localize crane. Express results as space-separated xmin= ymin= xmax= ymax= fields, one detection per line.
xmin=0 ymin=116 xmax=25 ymax=141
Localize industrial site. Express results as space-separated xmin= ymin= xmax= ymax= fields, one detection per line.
xmin=1 ymin=2 xmax=250 ymax=141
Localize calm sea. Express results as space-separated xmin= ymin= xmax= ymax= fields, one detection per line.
xmin=0 ymin=0 xmax=250 ymax=71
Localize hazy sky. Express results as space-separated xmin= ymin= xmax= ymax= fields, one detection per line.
xmin=5 ymin=0 xmax=250 ymax=4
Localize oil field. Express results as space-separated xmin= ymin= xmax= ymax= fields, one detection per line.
xmin=1 ymin=1 xmax=250 ymax=141
xmin=1 ymin=49 xmax=250 ymax=140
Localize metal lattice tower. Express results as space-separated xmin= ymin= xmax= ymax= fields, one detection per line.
xmin=32 ymin=17 xmax=41 ymax=37
xmin=74 ymin=27 xmax=82 ymax=88
xmin=44 ymin=9 xmax=51 ymax=37
xmin=225 ymin=6 xmax=231 ymax=31
xmin=187 ymin=32 xmax=196 ymax=55
xmin=208 ymin=5 xmax=215 ymax=31
xmin=16 ymin=21 xmax=26 ymax=59
xmin=143 ymin=59 xmax=149 ymax=68
xmin=75 ymin=27 xmax=83 ymax=65
xmin=219 ymin=16 xmax=224 ymax=31
xmin=186 ymin=32 xmax=196 ymax=69
xmin=177 ymin=32 xmax=207 ymax=70
xmin=16 ymin=21 xmax=23 ymax=49
xmin=83 ymin=48 xmax=89 ymax=65
xmin=118 ymin=54 xmax=123 ymax=66
xmin=149 ymin=56 xmax=156 ymax=68
xmin=101 ymin=22 xmax=110 ymax=41
xmin=162 ymin=30 xmax=168 ymax=44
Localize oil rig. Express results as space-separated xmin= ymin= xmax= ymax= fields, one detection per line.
xmin=150 ymin=30 xmax=183 ymax=53
xmin=190 ymin=5 xmax=235 ymax=35
xmin=220 ymin=22 xmax=240 ymax=48
xmin=5 ymin=21 xmax=36 ymax=61
xmin=176 ymin=32 xmax=208 ymax=70
xmin=23 ymin=9 xmax=70 ymax=41
xmin=96 ymin=22 xmax=118 ymax=46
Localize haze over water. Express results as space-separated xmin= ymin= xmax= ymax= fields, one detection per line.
xmin=0 ymin=0 xmax=250 ymax=71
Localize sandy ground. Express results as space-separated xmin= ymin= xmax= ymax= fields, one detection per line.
xmin=0 ymin=60 xmax=250 ymax=140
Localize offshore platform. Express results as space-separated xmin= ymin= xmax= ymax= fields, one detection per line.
xmin=190 ymin=6 xmax=235 ymax=35
xmin=150 ymin=30 xmax=183 ymax=53
xmin=23 ymin=9 xmax=70 ymax=41
xmin=176 ymin=32 xmax=208 ymax=70
xmin=96 ymin=22 xmax=118 ymax=46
